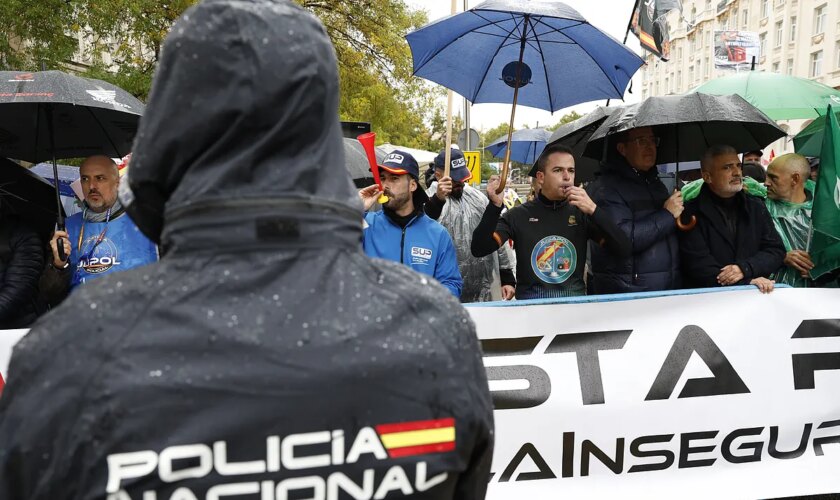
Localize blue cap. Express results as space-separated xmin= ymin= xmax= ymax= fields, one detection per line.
xmin=379 ymin=150 xmax=420 ymax=179
xmin=433 ymin=148 xmax=472 ymax=182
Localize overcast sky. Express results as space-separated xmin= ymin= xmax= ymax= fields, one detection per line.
xmin=407 ymin=0 xmax=643 ymax=132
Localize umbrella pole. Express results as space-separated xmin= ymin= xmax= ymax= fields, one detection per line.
xmin=443 ymin=0 xmax=458 ymax=178
xmin=45 ymin=105 xmax=67 ymax=261
xmin=674 ymin=129 xmax=697 ymax=231
xmin=497 ymin=32 xmax=528 ymax=194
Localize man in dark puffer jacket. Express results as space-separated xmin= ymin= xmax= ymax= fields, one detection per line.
xmin=590 ymin=126 xmax=684 ymax=294
xmin=0 ymin=203 xmax=44 ymax=329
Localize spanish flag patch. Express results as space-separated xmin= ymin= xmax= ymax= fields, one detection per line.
xmin=375 ymin=418 xmax=456 ymax=458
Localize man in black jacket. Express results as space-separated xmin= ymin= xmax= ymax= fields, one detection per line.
xmin=472 ymin=144 xmax=631 ymax=299
xmin=590 ymin=126 xmax=684 ymax=294
xmin=0 ymin=1 xmax=493 ymax=499
xmin=679 ymin=144 xmax=784 ymax=293
xmin=0 ymin=203 xmax=43 ymax=329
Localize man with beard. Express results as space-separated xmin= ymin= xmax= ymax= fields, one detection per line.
xmin=360 ymin=151 xmax=462 ymax=297
xmin=426 ymin=148 xmax=515 ymax=302
xmin=0 ymin=1 xmax=492 ymax=498
xmin=679 ymin=145 xmax=784 ymax=293
xmin=42 ymin=155 xmax=157 ymax=302
xmin=472 ymin=144 xmax=631 ymax=299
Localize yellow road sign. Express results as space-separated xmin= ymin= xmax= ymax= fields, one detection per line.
xmin=464 ymin=151 xmax=481 ymax=186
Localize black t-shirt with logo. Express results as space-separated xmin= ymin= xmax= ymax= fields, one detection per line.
xmin=472 ymin=194 xmax=631 ymax=299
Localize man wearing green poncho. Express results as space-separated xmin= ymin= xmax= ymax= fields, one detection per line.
xmin=683 ymin=153 xmax=815 ymax=287
xmin=764 ymin=154 xmax=816 ymax=287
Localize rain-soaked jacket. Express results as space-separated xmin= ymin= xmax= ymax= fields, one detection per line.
xmin=0 ymin=2 xmax=493 ymax=499
xmin=425 ymin=183 xmax=514 ymax=303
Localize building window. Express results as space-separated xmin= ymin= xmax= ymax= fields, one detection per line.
xmin=760 ymin=33 xmax=767 ymax=56
xmin=775 ymin=21 xmax=783 ymax=47
xmin=810 ymin=51 xmax=823 ymax=77
xmin=836 ymin=41 xmax=840 ymax=68
xmin=677 ymin=70 xmax=682 ymax=89
xmin=790 ymin=17 xmax=797 ymax=42
xmin=772 ymin=62 xmax=780 ymax=73
xmin=742 ymin=9 xmax=748 ymax=26
xmin=787 ymin=58 xmax=794 ymax=75
xmin=814 ymin=4 xmax=827 ymax=35
xmin=689 ymin=65 xmax=695 ymax=83
xmin=705 ymin=57 xmax=710 ymax=78
xmin=761 ymin=0 xmax=769 ymax=18
xmin=775 ymin=0 xmax=784 ymax=5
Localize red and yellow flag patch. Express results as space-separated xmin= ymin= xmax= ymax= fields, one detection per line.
xmin=375 ymin=418 xmax=456 ymax=458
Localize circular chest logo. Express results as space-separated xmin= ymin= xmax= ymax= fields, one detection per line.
xmin=79 ymin=236 xmax=121 ymax=274
xmin=530 ymin=235 xmax=577 ymax=284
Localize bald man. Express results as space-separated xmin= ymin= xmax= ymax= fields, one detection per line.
xmin=42 ymin=155 xmax=158 ymax=303
xmin=764 ymin=153 xmax=815 ymax=287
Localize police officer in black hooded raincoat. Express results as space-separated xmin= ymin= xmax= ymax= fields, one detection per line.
xmin=0 ymin=1 xmax=494 ymax=498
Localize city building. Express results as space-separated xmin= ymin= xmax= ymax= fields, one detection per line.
xmin=638 ymin=0 xmax=840 ymax=159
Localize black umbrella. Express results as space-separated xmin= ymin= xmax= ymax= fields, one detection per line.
xmin=531 ymin=105 xmax=624 ymax=181
xmin=343 ymin=137 xmax=385 ymax=188
xmin=0 ymin=70 xmax=144 ymax=258
xmin=582 ymin=93 xmax=786 ymax=229
xmin=0 ymin=157 xmax=65 ymax=241
xmin=583 ymin=93 xmax=786 ymax=163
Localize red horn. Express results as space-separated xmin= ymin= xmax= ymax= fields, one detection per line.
xmin=357 ymin=132 xmax=383 ymax=190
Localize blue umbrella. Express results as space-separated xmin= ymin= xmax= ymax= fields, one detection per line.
xmin=29 ymin=163 xmax=79 ymax=198
xmin=485 ymin=128 xmax=552 ymax=164
xmin=406 ymin=0 xmax=643 ymax=191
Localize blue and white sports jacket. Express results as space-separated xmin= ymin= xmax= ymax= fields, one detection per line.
xmin=362 ymin=210 xmax=462 ymax=298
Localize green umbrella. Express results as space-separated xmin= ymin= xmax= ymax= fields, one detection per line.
xmin=692 ymin=72 xmax=840 ymax=120
xmin=792 ymin=111 xmax=840 ymax=156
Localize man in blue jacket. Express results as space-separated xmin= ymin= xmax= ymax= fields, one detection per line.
xmin=360 ymin=151 xmax=462 ymax=297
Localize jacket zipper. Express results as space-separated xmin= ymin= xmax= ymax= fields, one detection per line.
xmin=400 ymin=227 xmax=406 ymax=264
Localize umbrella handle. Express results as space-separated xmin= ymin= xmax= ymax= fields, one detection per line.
xmin=676 ymin=214 xmax=697 ymax=231
xmin=57 ymin=237 xmax=67 ymax=262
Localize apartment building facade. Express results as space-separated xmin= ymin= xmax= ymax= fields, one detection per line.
xmin=638 ymin=0 xmax=840 ymax=157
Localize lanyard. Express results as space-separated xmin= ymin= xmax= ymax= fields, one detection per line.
xmin=77 ymin=207 xmax=112 ymax=259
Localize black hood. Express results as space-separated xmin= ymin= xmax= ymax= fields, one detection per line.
xmin=121 ymin=0 xmax=361 ymax=249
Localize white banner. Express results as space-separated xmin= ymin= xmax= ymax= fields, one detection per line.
xmin=468 ymin=287 xmax=840 ymax=499
xmin=0 ymin=329 xmax=27 ymax=382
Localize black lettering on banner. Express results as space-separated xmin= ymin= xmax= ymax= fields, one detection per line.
xmin=562 ymin=432 xmax=575 ymax=478
xmin=580 ymin=438 xmax=625 ymax=476
xmin=544 ymin=330 xmax=632 ymax=405
xmin=645 ymin=325 xmax=750 ymax=400
xmin=498 ymin=443 xmax=557 ymax=482
xmin=791 ymin=319 xmax=840 ymax=338
xmin=769 ymin=424 xmax=812 ymax=459
xmin=792 ymin=353 xmax=840 ymax=390
xmin=485 ymin=365 xmax=551 ymax=410
xmin=481 ymin=337 xmax=543 ymax=357
xmin=813 ymin=419 xmax=840 ymax=456
xmin=628 ymin=434 xmax=675 ymax=473
xmin=679 ymin=431 xmax=719 ymax=468
xmin=721 ymin=427 xmax=764 ymax=464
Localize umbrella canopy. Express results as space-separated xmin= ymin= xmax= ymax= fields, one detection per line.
xmin=583 ymin=93 xmax=787 ymax=164
xmin=0 ymin=71 xmax=144 ymax=162
xmin=692 ymin=72 xmax=840 ymax=120
xmin=531 ymin=105 xmax=624 ymax=181
xmin=0 ymin=157 xmax=64 ymax=240
xmin=485 ymin=128 xmax=551 ymax=165
xmin=29 ymin=162 xmax=79 ymax=197
xmin=405 ymin=0 xmax=644 ymax=112
xmin=343 ymin=137 xmax=385 ymax=187
xmin=792 ymin=113 xmax=840 ymax=157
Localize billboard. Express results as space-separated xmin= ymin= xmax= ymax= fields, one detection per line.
xmin=714 ymin=30 xmax=760 ymax=71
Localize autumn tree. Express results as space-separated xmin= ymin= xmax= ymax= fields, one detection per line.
xmin=0 ymin=0 xmax=441 ymax=147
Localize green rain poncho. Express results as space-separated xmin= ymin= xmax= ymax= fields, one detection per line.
xmin=683 ymin=177 xmax=815 ymax=287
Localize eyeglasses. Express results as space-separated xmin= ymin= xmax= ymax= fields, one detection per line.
xmin=625 ymin=136 xmax=660 ymax=148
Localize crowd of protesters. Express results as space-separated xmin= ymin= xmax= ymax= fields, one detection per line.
xmin=359 ymin=129 xmax=837 ymax=302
